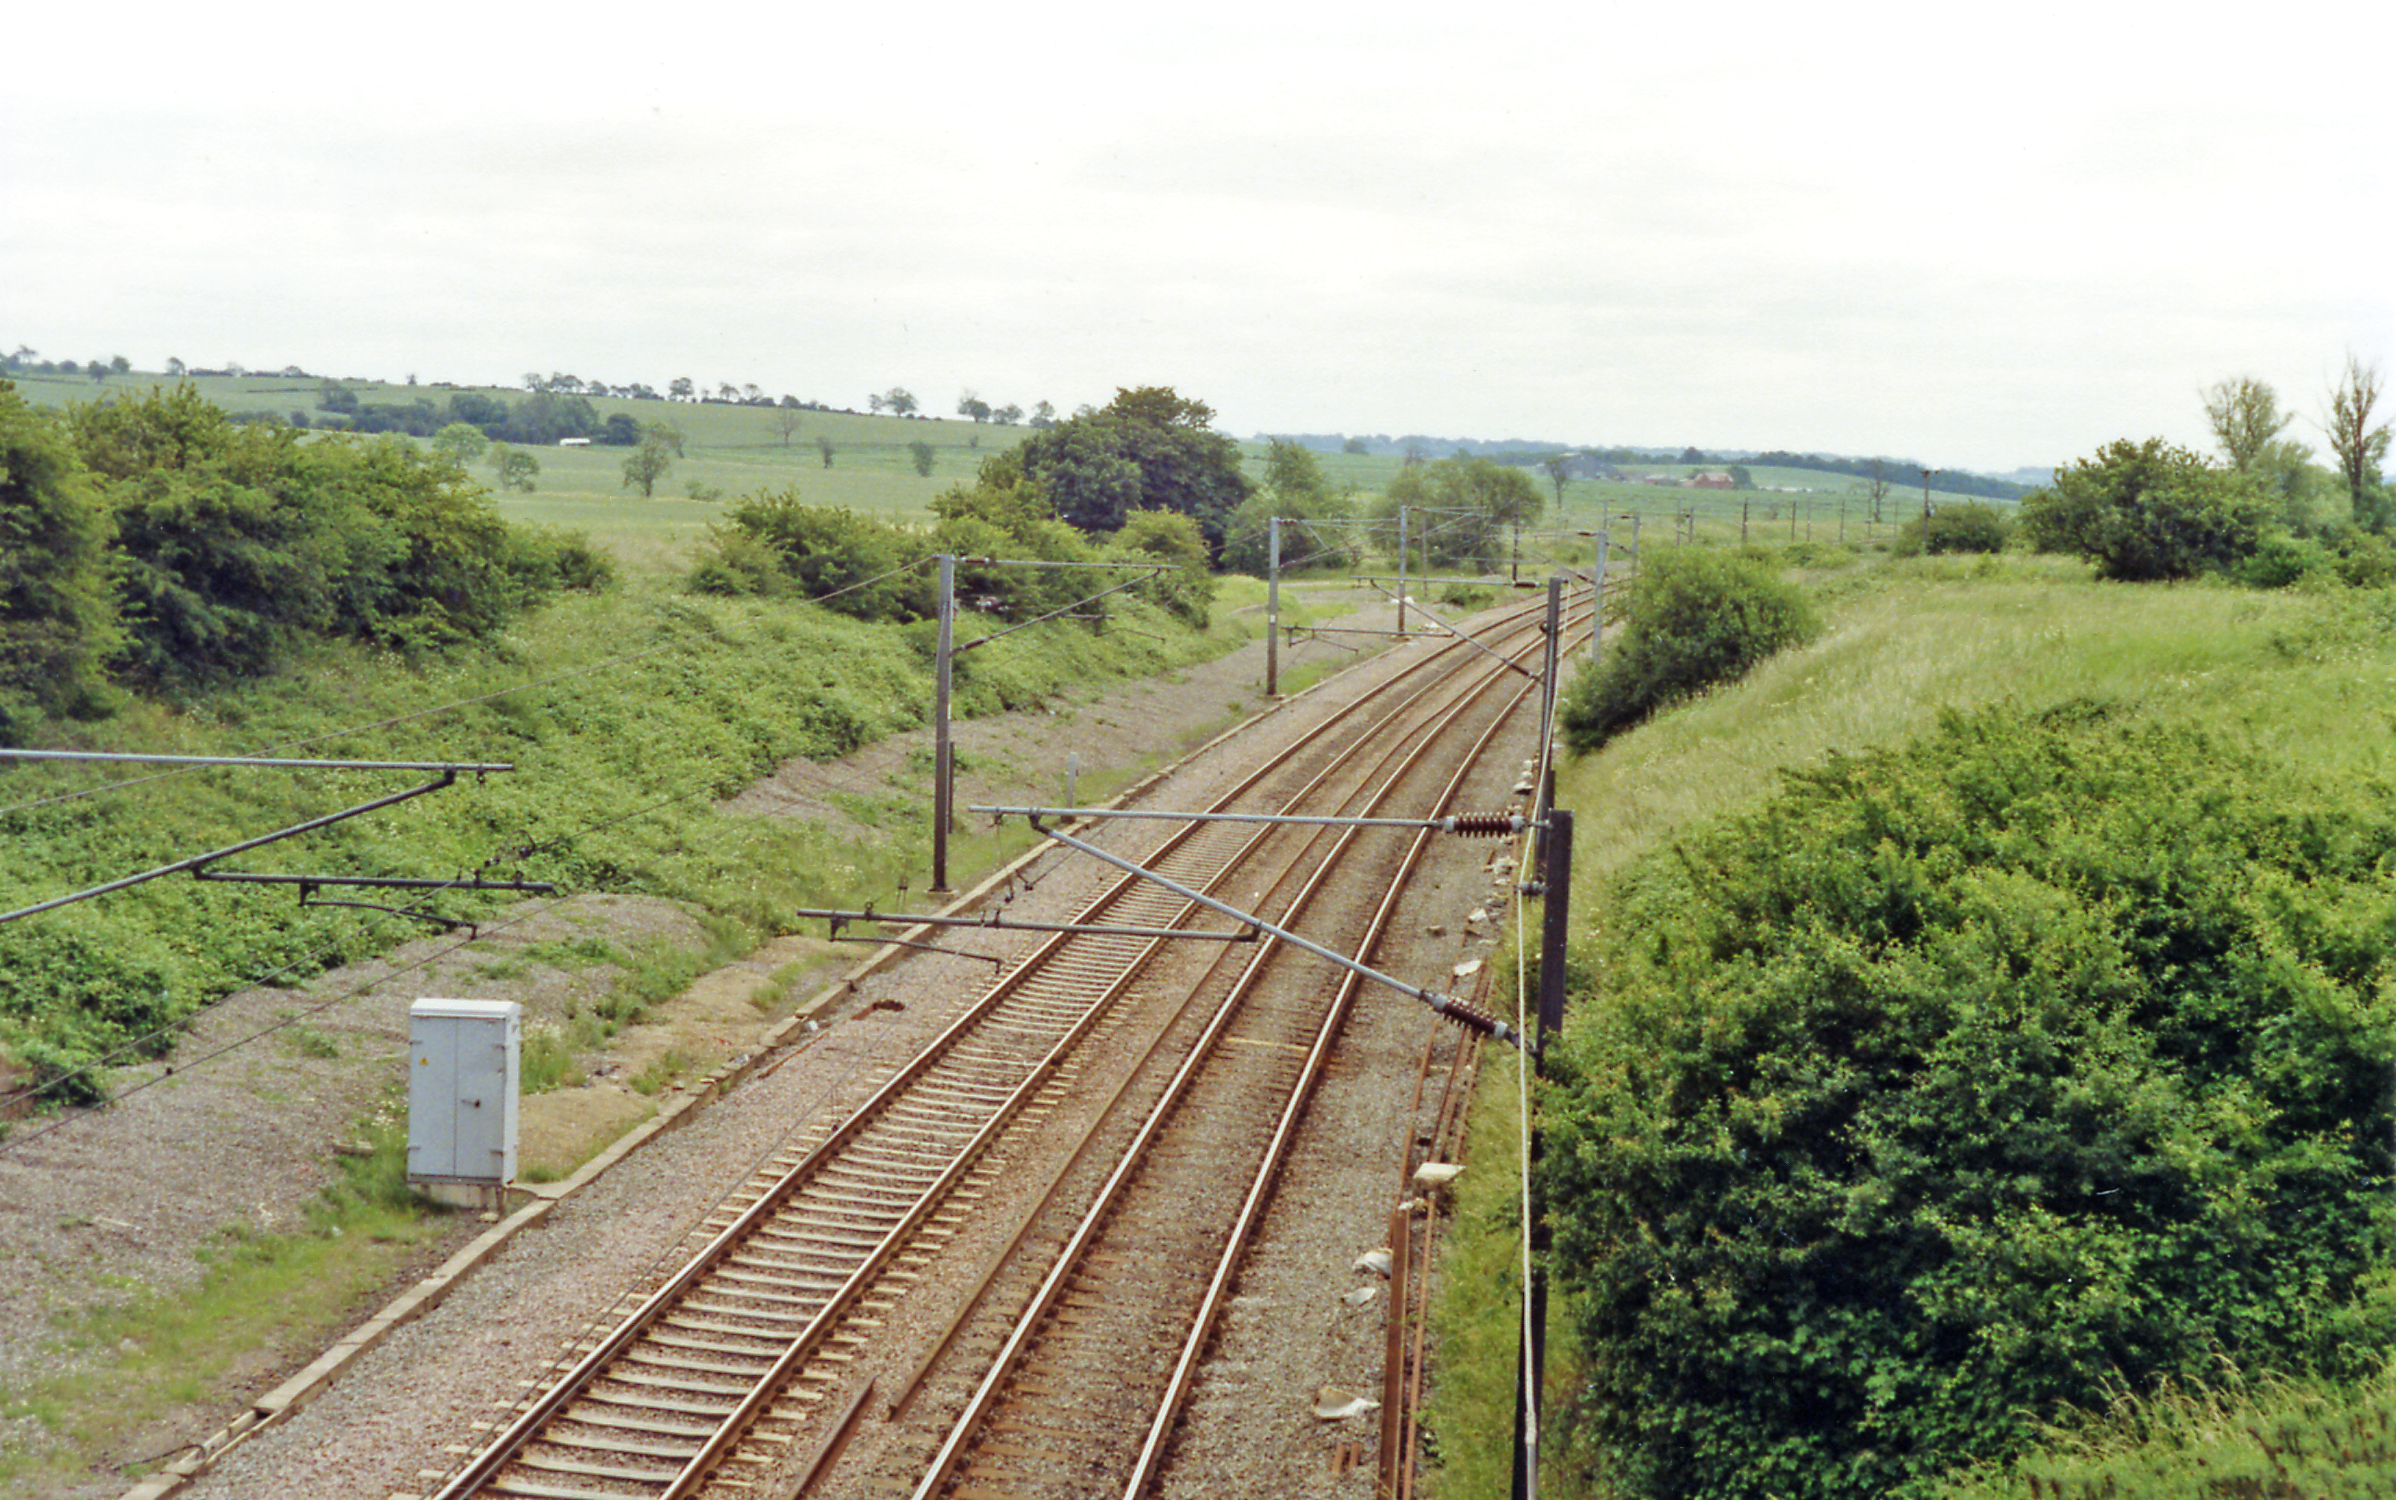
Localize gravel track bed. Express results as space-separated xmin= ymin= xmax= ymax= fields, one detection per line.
xmin=4 ymin=585 xmax=1547 ymax=1499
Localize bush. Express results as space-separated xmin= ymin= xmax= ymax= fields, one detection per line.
xmin=1893 ymin=501 xmax=2013 ymax=557
xmin=2234 ymin=531 xmax=2339 ymax=590
xmin=2019 ymin=439 xmax=2268 ymax=580
xmin=1546 ymin=705 xmax=2396 ymax=1500
xmin=1560 ymin=546 xmax=1818 ymax=752
xmin=687 ymin=492 xmax=920 ymax=621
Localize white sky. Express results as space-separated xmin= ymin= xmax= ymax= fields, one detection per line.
xmin=4 ymin=3 xmax=2389 ymax=475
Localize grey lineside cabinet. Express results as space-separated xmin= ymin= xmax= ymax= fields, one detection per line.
xmin=406 ymin=998 xmax=520 ymax=1189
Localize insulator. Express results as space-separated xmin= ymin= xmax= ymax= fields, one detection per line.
xmin=1443 ymin=811 xmax=1520 ymax=838
xmin=1432 ymin=995 xmax=1504 ymax=1036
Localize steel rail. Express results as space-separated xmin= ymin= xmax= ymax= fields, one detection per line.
xmin=1121 ymin=642 xmax=1544 ymax=1496
xmin=434 ymin=593 xmax=1571 ymax=1500
xmin=907 ymin=602 xmax=1556 ymax=1499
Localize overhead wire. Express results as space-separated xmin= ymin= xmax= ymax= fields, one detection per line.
xmin=0 ymin=560 xmax=938 ymax=1127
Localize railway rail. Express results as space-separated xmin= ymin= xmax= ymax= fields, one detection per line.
xmin=422 ymin=583 xmax=1597 ymax=1500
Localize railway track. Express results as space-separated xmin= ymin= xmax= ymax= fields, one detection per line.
xmin=423 ymin=585 xmax=1594 ymax=1500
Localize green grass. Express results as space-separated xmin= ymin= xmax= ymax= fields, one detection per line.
xmin=0 ymin=1122 xmax=451 ymax=1491
xmin=1425 ymin=551 xmax=2396 ymax=1497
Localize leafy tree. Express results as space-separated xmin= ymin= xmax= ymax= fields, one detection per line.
xmin=1015 ymin=386 xmax=1252 ymax=551
xmin=487 ymin=443 xmax=539 ymax=492
xmin=504 ymin=391 xmax=598 ymax=446
xmin=1369 ymin=455 xmax=1541 ymax=570
xmin=621 ymin=436 xmax=674 ymax=498
xmin=1030 ymin=400 xmax=1056 ymax=430
xmin=0 ymin=383 xmax=121 ymax=732
xmin=600 ymin=413 xmax=643 ymax=447
xmin=642 ymin=420 xmax=685 ymax=458
xmin=2324 ymin=353 xmax=2391 ymax=529
xmin=1560 ymin=545 xmax=1816 ymax=751
xmin=431 ymin=422 xmax=489 ymax=467
xmin=873 ymin=387 xmax=919 ymax=417
xmin=1726 ymin=463 xmax=1754 ymax=490
xmin=2204 ymin=375 xmax=2317 ymax=528
xmin=317 ymin=380 xmax=360 ymax=416
xmin=669 ymin=376 xmax=694 ymax=401
xmin=447 ymin=390 xmax=510 ymax=430
xmin=992 ymin=403 xmax=1023 ymax=426
xmin=958 ymin=391 xmax=992 ymax=423
xmin=909 ymin=440 xmax=936 ymax=477
xmin=816 ymin=435 xmax=836 ymax=468
xmin=1547 ymin=705 xmax=2396 ymax=1498
xmin=163 ymin=357 xmax=186 ymax=378
xmin=2018 ymin=438 xmax=2267 ymax=580
xmin=1343 ymin=436 xmax=1370 ymax=456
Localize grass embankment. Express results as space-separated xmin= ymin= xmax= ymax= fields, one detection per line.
xmin=1427 ymin=553 xmax=2396 ymax=1498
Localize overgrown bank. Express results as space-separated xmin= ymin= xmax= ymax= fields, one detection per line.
xmin=1430 ymin=559 xmax=2396 ymax=1499
xmin=0 ymin=574 xmax=1260 ymax=1113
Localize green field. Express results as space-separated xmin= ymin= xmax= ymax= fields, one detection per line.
xmin=7 ymin=368 xmax=2004 ymax=576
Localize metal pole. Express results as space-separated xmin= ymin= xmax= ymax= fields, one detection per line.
xmin=932 ymin=553 xmax=955 ymax=893
xmin=1267 ymin=515 xmax=1280 ymax=698
xmin=1538 ymin=577 xmax=1564 ymax=761
xmin=1512 ymin=808 xmax=1574 ymax=1500
xmin=1396 ymin=506 xmax=1409 ymax=637
xmin=1590 ymin=530 xmax=1608 ymax=665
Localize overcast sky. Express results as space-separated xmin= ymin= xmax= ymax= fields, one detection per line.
xmin=5 ymin=3 xmax=2389 ymax=475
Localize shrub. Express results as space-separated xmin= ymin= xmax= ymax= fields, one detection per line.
xmin=2019 ymin=439 xmax=2268 ymax=580
xmin=2234 ymin=531 xmax=2339 ymax=590
xmin=1546 ymin=705 xmax=2396 ymax=1500
xmin=1560 ymin=546 xmax=1817 ymax=752
xmin=1893 ymin=500 xmax=2013 ymax=557
xmin=687 ymin=492 xmax=920 ymax=621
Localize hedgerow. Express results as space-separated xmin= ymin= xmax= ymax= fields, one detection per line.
xmin=1545 ymin=702 xmax=2396 ymax=1499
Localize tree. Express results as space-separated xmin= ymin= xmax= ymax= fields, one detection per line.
xmin=1370 ymin=455 xmax=1541 ymax=571
xmin=642 ymin=421 xmax=686 ymax=458
xmin=431 ymin=422 xmax=489 ymax=467
xmin=2203 ymin=375 xmax=2298 ymax=472
xmin=816 ymin=435 xmax=835 ymax=468
xmin=875 ymin=387 xmax=919 ymax=417
xmin=958 ymin=391 xmax=992 ymax=424
xmin=2324 ymin=353 xmax=2391 ymax=529
xmin=621 ymin=437 xmax=674 ymax=498
xmin=164 ymin=357 xmax=186 ymax=378
xmin=0 ymin=383 xmax=121 ymax=731
xmin=1030 ymin=400 xmax=1056 ymax=429
xmin=487 ymin=444 xmax=539 ymax=492
xmin=1541 ymin=454 xmax=1572 ymax=509
xmin=992 ymin=403 xmax=1023 ymax=426
xmin=1015 ymin=386 xmax=1253 ymax=551
xmin=669 ymin=376 xmax=694 ymax=402
xmin=2018 ymin=438 xmax=2267 ymax=580
xmin=2202 ymin=375 xmax=2317 ymax=529
xmin=909 ymin=440 xmax=936 ymax=477
xmin=775 ymin=409 xmax=805 ymax=448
